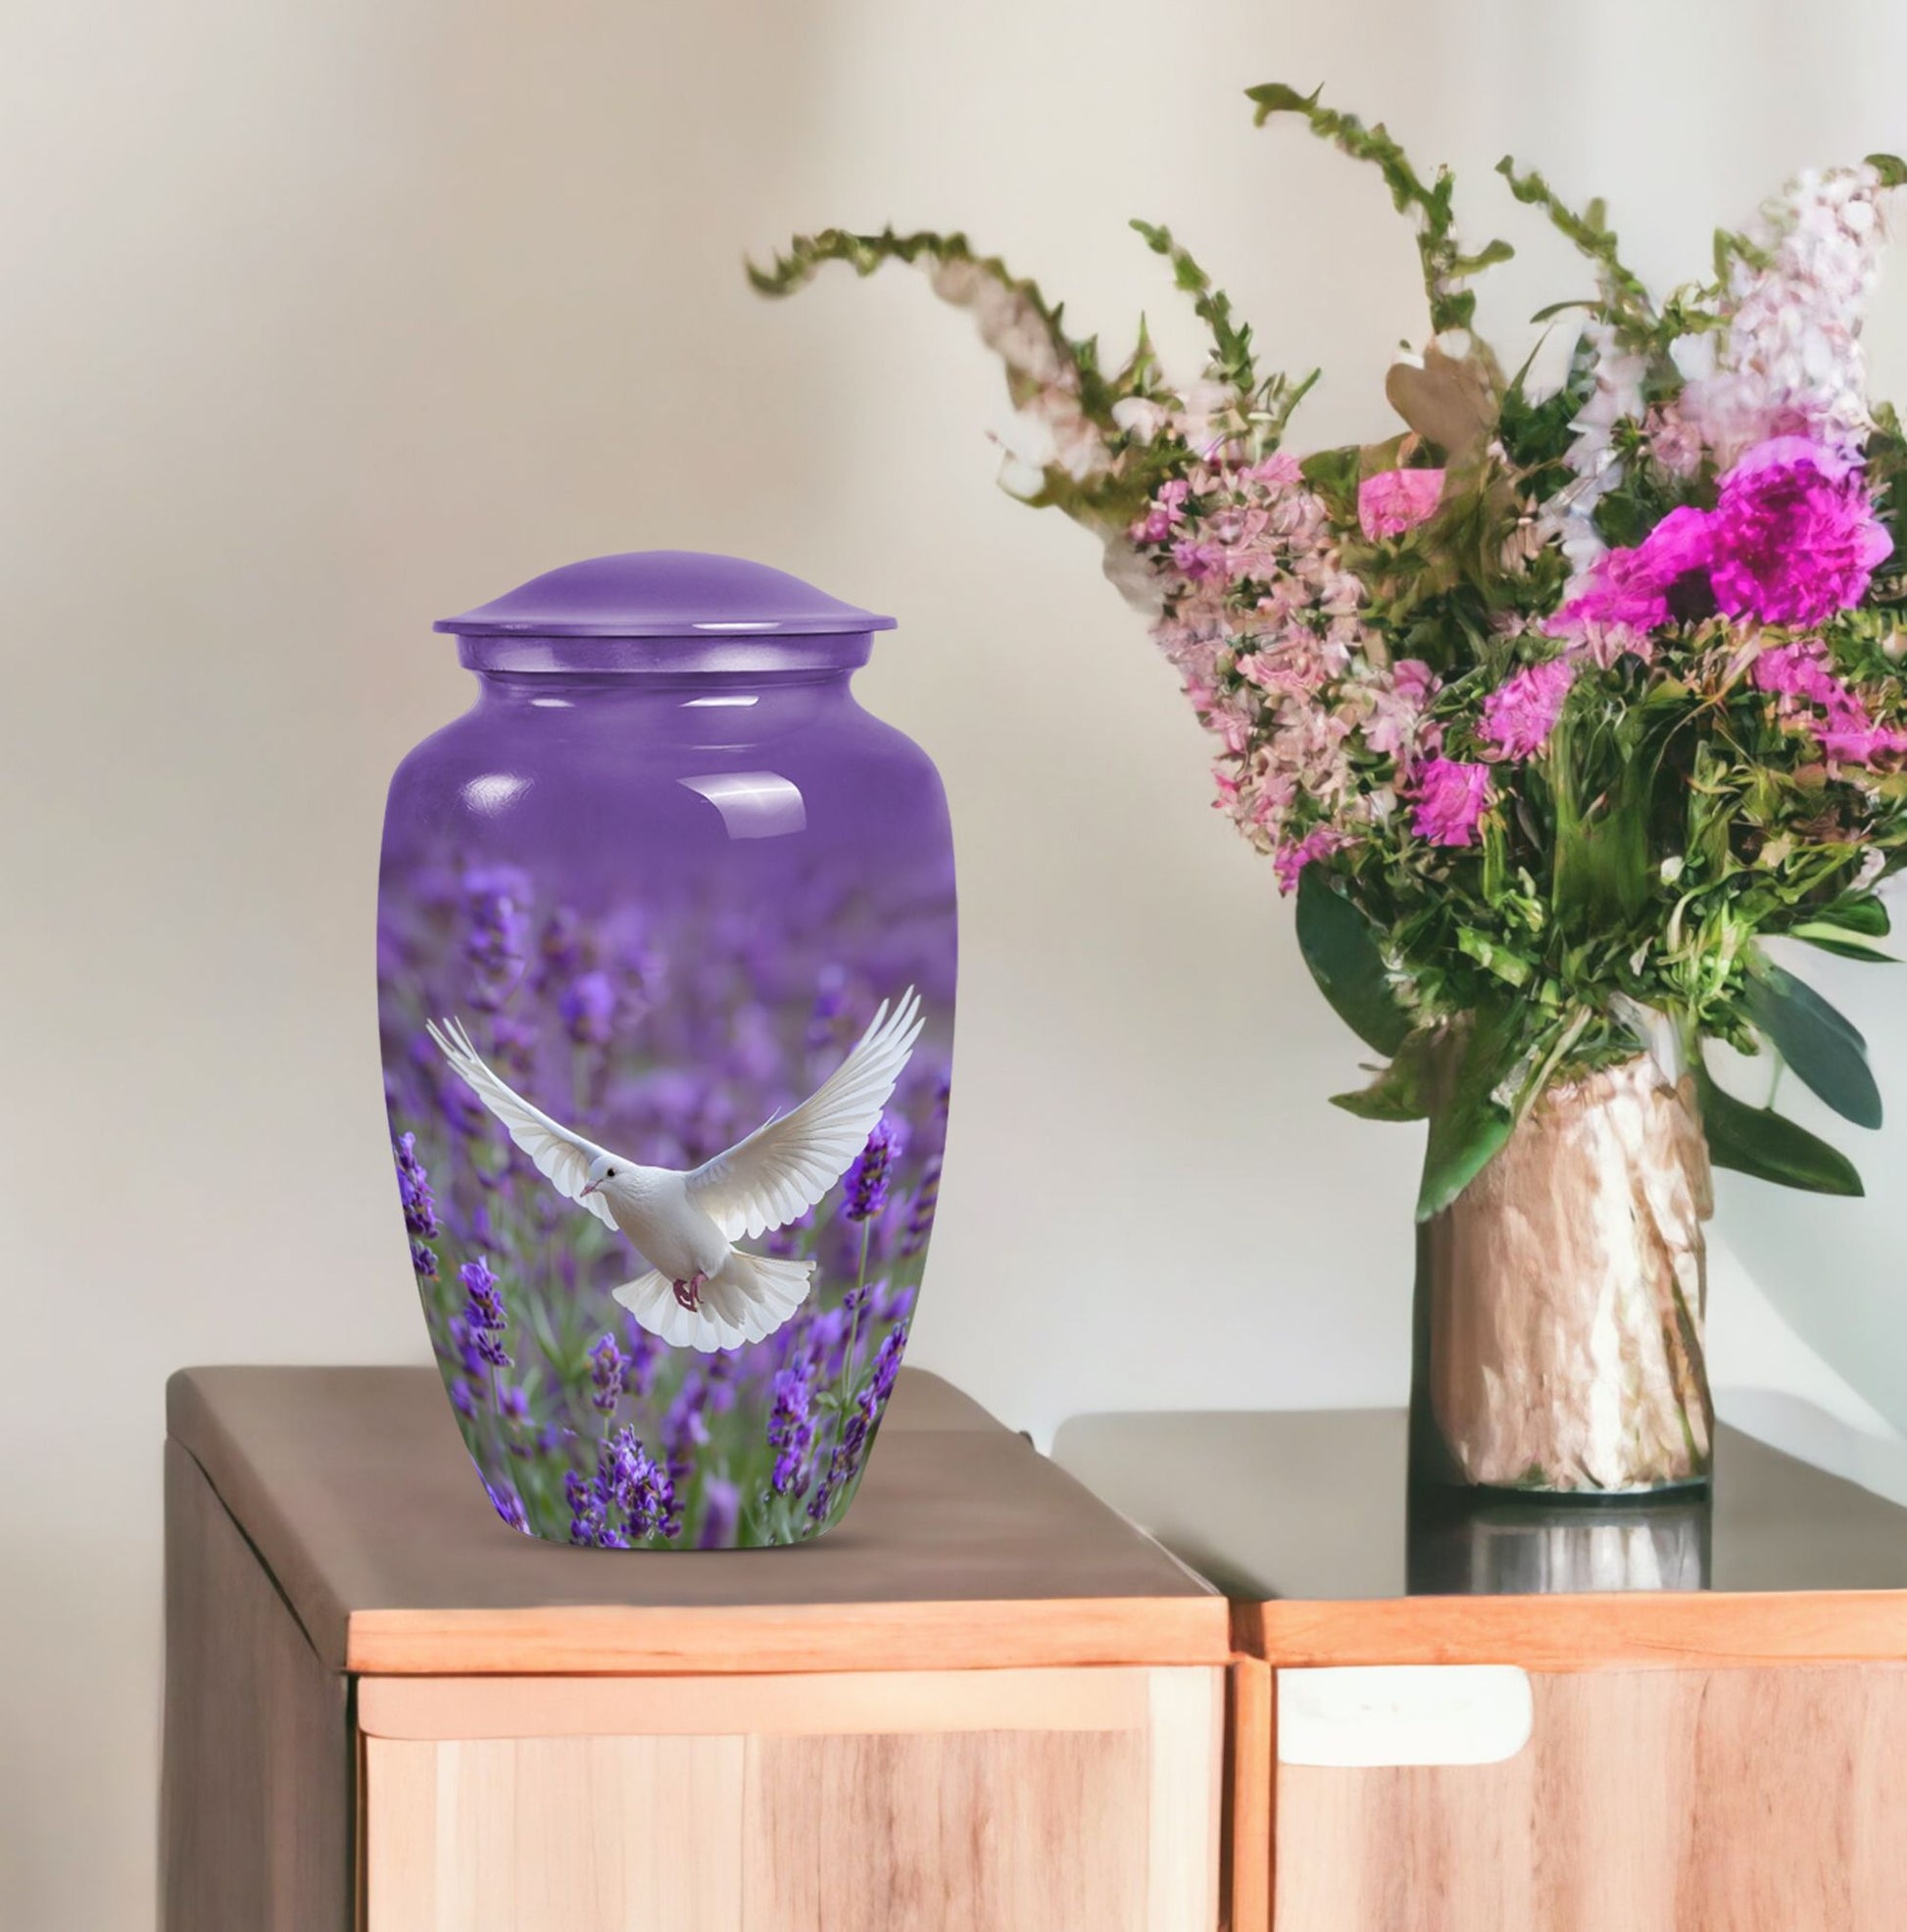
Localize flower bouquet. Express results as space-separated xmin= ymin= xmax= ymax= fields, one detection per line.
xmin=754 ymin=86 xmax=1907 ymax=1492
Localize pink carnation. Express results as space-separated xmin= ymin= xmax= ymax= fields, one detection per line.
xmin=1272 ymin=824 xmax=1352 ymax=894
xmin=1551 ymin=505 xmax=1714 ymax=638
xmin=1552 ymin=438 xmax=1890 ymax=643
xmin=1752 ymin=639 xmax=1907 ymax=767
xmin=1816 ymin=714 xmax=1907 ymax=764
xmin=1358 ymin=468 xmax=1444 ymax=540
xmin=1409 ymin=758 xmax=1491 ymax=848
xmin=1480 ymin=658 xmax=1576 ymax=763
xmin=1707 ymin=437 xmax=1892 ymax=626
xmin=1751 ymin=640 xmax=1846 ymax=710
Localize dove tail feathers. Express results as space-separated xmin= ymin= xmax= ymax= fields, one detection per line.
xmin=611 ymin=1251 xmax=814 ymax=1355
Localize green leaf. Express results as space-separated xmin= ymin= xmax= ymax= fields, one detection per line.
xmin=1528 ymin=298 xmax=1597 ymax=322
xmin=1449 ymin=238 xmax=1516 ymax=276
xmin=1821 ymin=893 xmax=1890 ymax=937
xmin=1416 ymin=1002 xmax=1519 ymax=1221
xmin=1743 ymin=961 xmax=1883 ymax=1129
xmin=1790 ymin=920 xmax=1899 ymax=964
xmin=1296 ymin=870 xmax=1413 ymax=1057
xmin=1456 ymin=925 xmax=1532 ymax=988
xmin=1867 ymin=153 xmax=1907 ymax=187
xmin=1244 ymin=81 xmax=1323 ymax=121
xmin=1791 ymin=893 xmax=1892 ymax=963
xmin=1697 ymin=1067 xmax=1865 ymax=1196
xmin=1299 ymin=444 xmax=1362 ymax=522
xmin=1331 ymin=1032 xmax=1436 ymax=1121
xmin=1128 ymin=219 xmax=1258 ymax=394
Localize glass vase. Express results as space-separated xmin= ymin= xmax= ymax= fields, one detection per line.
xmin=377 ymin=552 xmax=957 ymax=1547
xmin=1409 ymin=1053 xmax=1714 ymax=1495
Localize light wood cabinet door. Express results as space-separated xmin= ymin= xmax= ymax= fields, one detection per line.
xmin=1274 ymin=1662 xmax=1907 ymax=1932
xmin=361 ymin=1665 xmax=1223 ymax=1932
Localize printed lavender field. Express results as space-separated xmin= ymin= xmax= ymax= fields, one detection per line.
xmin=380 ymin=854 xmax=954 ymax=1548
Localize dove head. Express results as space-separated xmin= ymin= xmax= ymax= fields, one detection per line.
xmin=581 ymin=1154 xmax=621 ymax=1199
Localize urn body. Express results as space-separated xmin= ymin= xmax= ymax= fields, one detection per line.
xmin=377 ymin=554 xmax=956 ymax=1547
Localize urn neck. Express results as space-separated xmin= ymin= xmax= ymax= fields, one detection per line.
xmin=455 ymin=631 xmax=875 ymax=677
xmin=465 ymin=663 xmax=862 ymax=734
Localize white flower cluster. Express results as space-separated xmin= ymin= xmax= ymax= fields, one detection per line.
xmin=1545 ymin=321 xmax=1648 ymax=589
xmin=1674 ymin=165 xmax=1892 ymax=468
xmin=928 ymin=257 xmax=1111 ymax=487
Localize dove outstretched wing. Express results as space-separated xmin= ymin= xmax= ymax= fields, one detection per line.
xmin=425 ymin=1017 xmax=618 ymax=1228
xmin=687 ymin=989 xmax=925 ymax=1241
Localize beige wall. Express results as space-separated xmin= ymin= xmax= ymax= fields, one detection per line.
xmin=4 ymin=2 xmax=1907 ymax=1923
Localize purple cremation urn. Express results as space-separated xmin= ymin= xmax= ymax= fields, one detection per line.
xmin=377 ymin=552 xmax=956 ymax=1547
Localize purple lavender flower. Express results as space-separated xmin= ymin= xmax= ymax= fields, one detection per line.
xmin=765 ymin=1203 xmax=815 ymax=1259
xmin=560 ymin=970 xmax=617 ymax=1046
xmin=463 ymin=864 xmax=532 ymax=1013
xmin=448 ymin=1315 xmax=485 ymax=1377
xmin=807 ymin=966 xmax=851 ymax=1049
xmin=449 ymin=1377 xmax=476 ymax=1418
xmin=587 ymin=1333 xmax=626 ymax=1413
xmin=394 ymin=1133 xmax=439 ymax=1240
xmin=698 ymin=1477 xmax=741 ymax=1550
xmin=482 ymin=1476 xmax=530 ymax=1535
xmin=809 ymin=1323 xmax=910 ymax=1525
xmin=660 ymin=1366 xmax=721 ymax=1504
xmin=564 ymin=1467 xmax=627 ymax=1548
xmin=867 ymin=1321 xmax=907 ymax=1408
xmin=899 ymin=1159 xmax=940 ymax=1259
xmin=436 ymin=1075 xmax=490 ymax=1142
xmin=872 ymin=1277 xmax=917 ymax=1324
xmin=489 ymin=1010 xmax=538 ymax=1081
xmin=537 ymin=906 xmax=591 ymax=983
xmin=843 ymin=1115 xmax=905 ymax=1222
xmin=606 ymin=1425 xmax=679 ymax=1540
xmin=620 ymin=1320 xmax=663 ymax=1400
xmin=767 ymin=1365 xmax=815 ymax=1495
xmin=460 ymin=1257 xmax=512 ymax=1368
xmin=564 ymin=1427 xmax=679 ymax=1545
xmin=410 ymin=1239 xmax=438 ymax=1280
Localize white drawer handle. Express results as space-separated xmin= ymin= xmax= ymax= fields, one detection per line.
xmin=1277 ymin=1665 xmax=1534 ymax=1767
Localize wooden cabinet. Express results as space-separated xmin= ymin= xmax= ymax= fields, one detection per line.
xmin=1058 ymin=1406 xmax=1907 ymax=1932
xmin=359 ymin=1668 xmax=1221 ymax=1932
xmin=162 ymin=1367 xmax=1232 ymax=1932
xmin=1273 ymin=1662 xmax=1907 ymax=1930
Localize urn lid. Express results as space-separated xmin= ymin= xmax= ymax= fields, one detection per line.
xmin=435 ymin=550 xmax=897 ymax=641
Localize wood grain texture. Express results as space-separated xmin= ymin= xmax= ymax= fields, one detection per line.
xmin=1274 ymin=1662 xmax=1907 ymax=1932
xmin=358 ymin=1664 xmax=1155 ymax=1739
xmin=167 ymin=1366 xmax=1223 ymax=1676
xmin=347 ymin=1595 xmax=1230 ymax=1675
xmin=1147 ymin=1666 xmax=1223 ymax=1932
xmin=366 ymin=1735 xmax=748 ymax=1932
xmin=1238 ymin=1588 xmax=1907 ymax=1670
xmin=363 ymin=1665 xmax=1223 ymax=1931
xmin=159 ymin=1442 xmax=351 ymax=1932
xmin=746 ymin=1728 xmax=1148 ymax=1931
xmin=1222 ymin=1660 xmax=1272 ymax=1932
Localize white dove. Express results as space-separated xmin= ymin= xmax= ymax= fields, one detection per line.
xmin=424 ymin=990 xmax=923 ymax=1354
